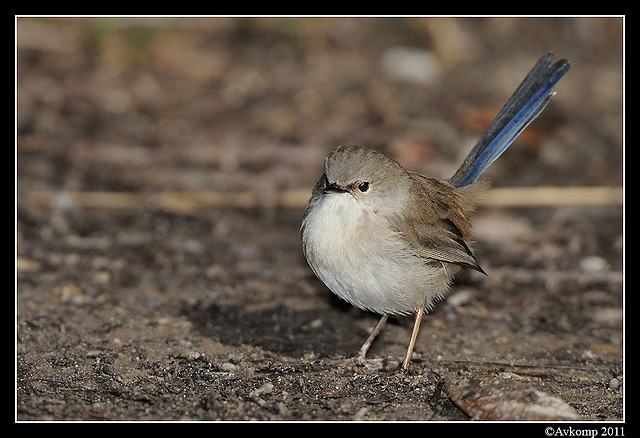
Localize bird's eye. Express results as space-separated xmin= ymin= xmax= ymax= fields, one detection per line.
xmin=316 ymin=173 xmax=329 ymax=190
xmin=358 ymin=181 xmax=370 ymax=192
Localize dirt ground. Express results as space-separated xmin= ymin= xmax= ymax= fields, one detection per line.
xmin=16 ymin=17 xmax=624 ymax=423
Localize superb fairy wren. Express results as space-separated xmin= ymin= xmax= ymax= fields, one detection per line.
xmin=301 ymin=52 xmax=570 ymax=371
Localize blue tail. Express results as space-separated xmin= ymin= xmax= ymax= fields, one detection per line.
xmin=449 ymin=52 xmax=570 ymax=188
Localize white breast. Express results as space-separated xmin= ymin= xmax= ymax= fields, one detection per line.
xmin=302 ymin=193 xmax=453 ymax=315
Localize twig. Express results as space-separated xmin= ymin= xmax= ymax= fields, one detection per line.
xmin=23 ymin=186 xmax=623 ymax=212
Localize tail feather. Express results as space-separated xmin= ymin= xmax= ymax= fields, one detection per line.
xmin=449 ymin=52 xmax=570 ymax=188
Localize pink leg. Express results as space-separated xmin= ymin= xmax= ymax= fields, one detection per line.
xmin=401 ymin=306 xmax=425 ymax=372
xmin=357 ymin=314 xmax=388 ymax=361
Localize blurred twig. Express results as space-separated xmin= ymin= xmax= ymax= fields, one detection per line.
xmin=479 ymin=186 xmax=623 ymax=207
xmin=23 ymin=186 xmax=623 ymax=213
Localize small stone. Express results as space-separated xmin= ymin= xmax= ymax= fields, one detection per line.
xmin=579 ymin=255 xmax=608 ymax=272
xmin=220 ymin=362 xmax=238 ymax=372
xmin=249 ymin=383 xmax=274 ymax=398
xmin=448 ymin=289 xmax=473 ymax=307
xmin=186 ymin=351 xmax=202 ymax=360
xmin=381 ymin=47 xmax=442 ymax=84
xmin=52 ymin=284 xmax=83 ymax=302
xmin=609 ymin=377 xmax=621 ymax=391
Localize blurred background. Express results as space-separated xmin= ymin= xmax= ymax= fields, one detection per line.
xmin=17 ymin=17 xmax=623 ymax=204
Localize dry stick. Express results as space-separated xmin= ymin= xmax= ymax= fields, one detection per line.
xmin=24 ymin=186 xmax=623 ymax=211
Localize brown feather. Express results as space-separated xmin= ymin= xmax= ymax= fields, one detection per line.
xmin=390 ymin=174 xmax=487 ymax=274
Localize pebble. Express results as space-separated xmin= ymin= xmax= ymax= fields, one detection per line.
xmin=186 ymin=351 xmax=202 ymax=360
xmin=609 ymin=377 xmax=621 ymax=391
xmin=579 ymin=255 xmax=608 ymax=272
xmin=52 ymin=284 xmax=84 ymax=302
xmin=249 ymin=383 xmax=274 ymax=398
xmin=220 ymin=362 xmax=238 ymax=372
xmin=381 ymin=47 xmax=442 ymax=84
xmin=591 ymin=307 xmax=622 ymax=325
xmin=249 ymin=383 xmax=274 ymax=408
xmin=447 ymin=289 xmax=473 ymax=307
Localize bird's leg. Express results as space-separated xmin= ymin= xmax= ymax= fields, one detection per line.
xmin=401 ymin=306 xmax=425 ymax=372
xmin=356 ymin=314 xmax=388 ymax=362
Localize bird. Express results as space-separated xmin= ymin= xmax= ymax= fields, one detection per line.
xmin=301 ymin=52 xmax=570 ymax=371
